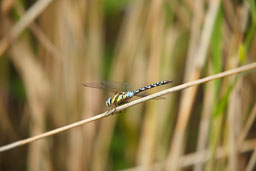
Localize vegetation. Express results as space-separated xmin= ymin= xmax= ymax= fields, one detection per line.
xmin=0 ymin=0 xmax=256 ymax=170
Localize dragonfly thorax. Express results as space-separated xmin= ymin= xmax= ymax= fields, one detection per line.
xmin=105 ymin=91 xmax=134 ymax=107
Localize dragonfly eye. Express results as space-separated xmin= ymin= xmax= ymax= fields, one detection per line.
xmin=106 ymin=97 xmax=112 ymax=106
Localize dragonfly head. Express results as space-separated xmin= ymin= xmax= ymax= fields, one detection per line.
xmin=105 ymin=97 xmax=112 ymax=107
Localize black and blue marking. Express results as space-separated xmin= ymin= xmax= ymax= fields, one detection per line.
xmin=132 ymin=80 xmax=172 ymax=95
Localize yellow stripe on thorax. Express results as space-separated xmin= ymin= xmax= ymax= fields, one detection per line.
xmin=116 ymin=94 xmax=124 ymax=103
xmin=111 ymin=94 xmax=119 ymax=105
xmin=111 ymin=92 xmax=126 ymax=105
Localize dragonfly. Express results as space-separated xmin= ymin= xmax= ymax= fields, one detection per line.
xmin=83 ymin=80 xmax=172 ymax=108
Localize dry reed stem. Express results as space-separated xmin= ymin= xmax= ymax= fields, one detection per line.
xmin=10 ymin=40 xmax=51 ymax=171
xmin=166 ymin=0 xmax=220 ymax=170
xmin=0 ymin=0 xmax=53 ymax=56
xmin=0 ymin=62 xmax=256 ymax=152
xmin=194 ymin=73 xmax=214 ymax=171
xmin=182 ymin=139 xmax=256 ymax=168
xmin=238 ymin=102 xmax=256 ymax=146
xmin=12 ymin=0 xmax=61 ymax=59
xmin=240 ymin=102 xmax=256 ymax=171
xmin=83 ymin=0 xmax=104 ymax=169
xmin=136 ymin=0 xmax=164 ymax=166
xmin=228 ymin=79 xmax=242 ymax=171
xmin=184 ymin=0 xmax=204 ymax=81
xmin=167 ymin=0 xmax=190 ymax=29
xmin=120 ymin=139 xmax=256 ymax=171
xmin=245 ymin=145 xmax=256 ymax=171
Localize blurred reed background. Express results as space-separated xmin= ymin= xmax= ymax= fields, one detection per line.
xmin=0 ymin=0 xmax=256 ymax=170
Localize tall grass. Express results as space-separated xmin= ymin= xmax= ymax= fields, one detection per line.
xmin=0 ymin=0 xmax=256 ymax=170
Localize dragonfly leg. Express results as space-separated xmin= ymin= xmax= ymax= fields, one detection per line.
xmin=105 ymin=107 xmax=117 ymax=116
xmin=111 ymin=107 xmax=117 ymax=115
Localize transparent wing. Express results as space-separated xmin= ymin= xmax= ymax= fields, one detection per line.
xmin=83 ymin=81 xmax=130 ymax=93
xmin=83 ymin=81 xmax=166 ymax=100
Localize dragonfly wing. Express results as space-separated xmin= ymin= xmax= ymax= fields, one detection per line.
xmin=83 ymin=81 xmax=130 ymax=93
xmin=83 ymin=83 xmax=117 ymax=93
xmin=100 ymin=81 xmax=130 ymax=92
xmin=83 ymin=82 xmax=108 ymax=90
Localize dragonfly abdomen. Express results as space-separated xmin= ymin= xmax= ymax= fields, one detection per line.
xmin=132 ymin=80 xmax=172 ymax=95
